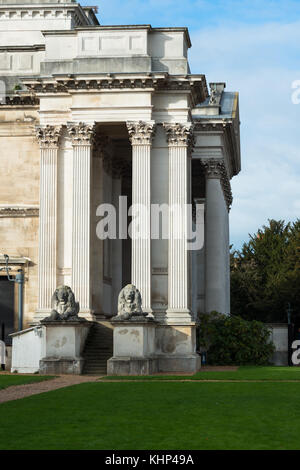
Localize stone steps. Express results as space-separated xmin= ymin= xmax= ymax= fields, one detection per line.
xmin=82 ymin=322 xmax=113 ymax=375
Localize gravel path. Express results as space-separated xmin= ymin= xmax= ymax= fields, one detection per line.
xmin=0 ymin=375 xmax=100 ymax=404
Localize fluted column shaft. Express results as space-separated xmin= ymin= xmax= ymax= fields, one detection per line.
xmin=164 ymin=123 xmax=194 ymax=324
xmin=36 ymin=126 xmax=61 ymax=314
xmin=68 ymin=123 xmax=95 ymax=317
xmin=127 ymin=121 xmax=155 ymax=314
xmin=203 ymin=159 xmax=229 ymax=314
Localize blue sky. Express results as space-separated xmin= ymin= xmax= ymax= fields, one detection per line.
xmin=82 ymin=0 xmax=300 ymax=249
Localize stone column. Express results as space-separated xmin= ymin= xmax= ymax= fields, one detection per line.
xmin=35 ymin=125 xmax=62 ymax=320
xmin=202 ymin=159 xmax=229 ymax=314
xmin=111 ymin=174 xmax=123 ymax=314
xmin=127 ymin=121 xmax=156 ymax=315
xmin=164 ymin=123 xmax=194 ymax=324
xmin=225 ymin=200 xmax=231 ymax=314
xmin=67 ymin=122 xmax=95 ymax=320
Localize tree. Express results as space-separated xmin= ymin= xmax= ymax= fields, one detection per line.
xmin=231 ymin=219 xmax=300 ymax=323
xmin=199 ymin=312 xmax=275 ymax=365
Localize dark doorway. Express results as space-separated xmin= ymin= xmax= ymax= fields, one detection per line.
xmin=0 ymin=277 xmax=14 ymax=345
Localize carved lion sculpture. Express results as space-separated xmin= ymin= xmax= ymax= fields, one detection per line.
xmin=113 ymin=284 xmax=146 ymax=321
xmin=44 ymin=285 xmax=80 ymax=321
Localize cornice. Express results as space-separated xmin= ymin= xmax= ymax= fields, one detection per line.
xmin=193 ymin=121 xmax=230 ymax=131
xmin=0 ymin=4 xmax=96 ymax=27
xmin=0 ymin=95 xmax=40 ymax=107
xmin=0 ymin=45 xmax=44 ymax=52
xmin=0 ymin=206 xmax=39 ymax=218
xmin=22 ymin=74 xmax=208 ymax=105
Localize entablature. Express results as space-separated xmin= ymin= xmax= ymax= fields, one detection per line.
xmin=21 ymin=73 xmax=208 ymax=106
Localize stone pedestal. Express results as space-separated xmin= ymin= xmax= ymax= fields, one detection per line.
xmin=155 ymin=323 xmax=200 ymax=373
xmin=107 ymin=319 xmax=200 ymax=375
xmin=107 ymin=319 xmax=158 ymax=375
xmin=39 ymin=321 xmax=91 ymax=375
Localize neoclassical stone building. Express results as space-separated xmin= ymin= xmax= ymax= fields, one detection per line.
xmin=0 ymin=0 xmax=240 ymax=373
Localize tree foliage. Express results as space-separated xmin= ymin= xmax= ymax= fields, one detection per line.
xmin=231 ymin=219 xmax=300 ymax=323
xmin=199 ymin=312 xmax=275 ymax=365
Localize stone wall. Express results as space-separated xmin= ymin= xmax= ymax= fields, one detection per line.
xmin=0 ymin=108 xmax=40 ymax=327
xmin=267 ymin=323 xmax=288 ymax=366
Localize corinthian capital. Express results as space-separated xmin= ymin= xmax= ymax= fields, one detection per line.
xmin=36 ymin=125 xmax=62 ymax=148
xmin=163 ymin=123 xmax=194 ymax=147
xmin=67 ymin=122 xmax=95 ymax=146
xmin=126 ymin=121 xmax=156 ymax=145
xmin=202 ymin=158 xmax=233 ymax=210
xmin=202 ymin=158 xmax=224 ymax=178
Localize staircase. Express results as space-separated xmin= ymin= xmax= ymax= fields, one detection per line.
xmin=82 ymin=321 xmax=113 ymax=375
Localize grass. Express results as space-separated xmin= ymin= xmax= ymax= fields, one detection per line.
xmin=102 ymin=366 xmax=300 ymax=381
xmin=0 ymin=374 xmax=54 ymax=390
xmin=1 ymin=381 xmax=300 ymax=449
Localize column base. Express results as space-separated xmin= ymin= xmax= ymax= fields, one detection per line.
xmin=33 ymin=309 xmax=52 ymax=324
xmin=107 ymin=357 xmax=158 ymax=376
xmin=39 ymin=357 xmax=84 ymax=375
xmin=157 ymin=354 xmax=200 ymax=373
xmin=33 ymin=309 xmax=96 ymax=323
xmin=145 ymin=309 xmax=155 ymax=320
xmin=165 ymin=309 xmax=193 ymax=324
xmin=78 ymin=309 xmax=96 ymax=322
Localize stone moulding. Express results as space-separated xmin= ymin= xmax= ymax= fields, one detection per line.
xmin=0 ymin=207 xmax=39 ymax=218
xmin=202 ymin=158 xmax=233 ymax=211
xmin=0 ymin=95 xmax=39 ymax=107
xmin=22 ymin=75 xmax=208 ymax=106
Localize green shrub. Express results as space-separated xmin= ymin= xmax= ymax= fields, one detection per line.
xmin=198 ymin=312 xmax=275 ymax=365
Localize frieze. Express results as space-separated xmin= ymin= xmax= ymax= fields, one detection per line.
xmin=0 ymin=207 xmax=39 ymax=218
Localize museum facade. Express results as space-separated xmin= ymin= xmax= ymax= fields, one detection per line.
xmin=0 ymin=0 xmax=240 ymax=373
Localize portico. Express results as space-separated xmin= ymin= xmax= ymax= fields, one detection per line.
xmin=0 ymin=0 xmax=241 ymax=373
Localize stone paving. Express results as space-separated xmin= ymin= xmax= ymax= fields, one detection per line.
xmin=0 ymin=375 xmax=100 ymax=404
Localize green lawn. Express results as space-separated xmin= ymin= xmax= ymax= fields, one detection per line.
xmin=1 ymin=381 xmax=300 ymax=449
xmin=0 ymin=374 xmax=53 ymax=390
xmin=103 ymin=366 xmax=300 ymax=381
